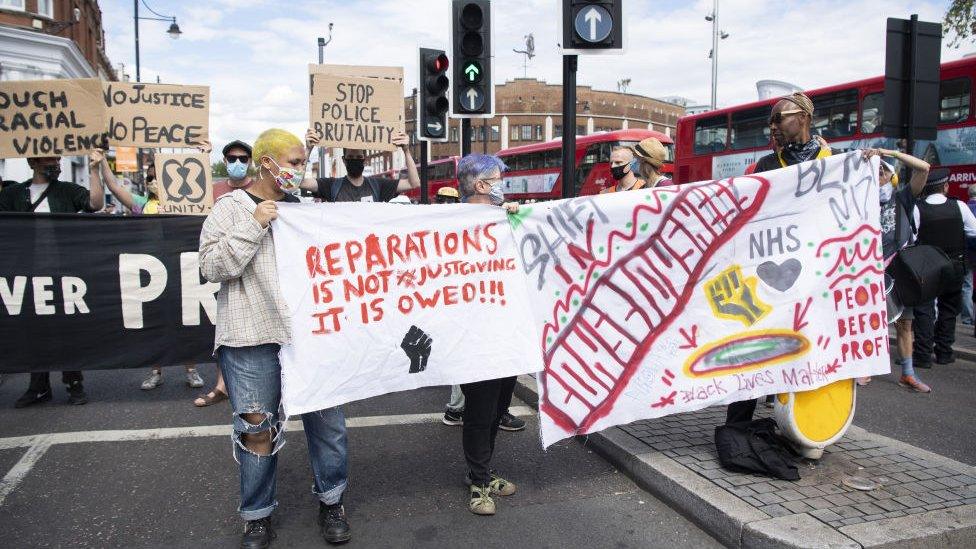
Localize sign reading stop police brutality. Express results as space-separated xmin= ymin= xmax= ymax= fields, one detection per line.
xmin=308 ymin=64 xmax=404 ymax=152
xmin=103 ymin=82 xmax=209 ymax=148
xmin=0 ymin=78 xmax=107 ymax=158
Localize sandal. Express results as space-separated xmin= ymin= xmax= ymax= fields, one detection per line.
xmin=194 ymin=389 xmax=228 ymax=407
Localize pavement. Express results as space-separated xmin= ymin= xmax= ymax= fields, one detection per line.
xmin=512 ymin=325 xmax=976 ymax=548
xmin=0 ymin=366 xmax=721 ymax=548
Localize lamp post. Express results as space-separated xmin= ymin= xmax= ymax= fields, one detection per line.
xmin=133 ymin=0 xmax=181 ymax=187
xmin=317 ymin=23 xmax=334 ymax=179
xmin=705 ymin=0 xmax=729 ymax=110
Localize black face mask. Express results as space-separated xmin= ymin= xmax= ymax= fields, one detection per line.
xmin=344 ymin=158 xmax=365 ymax=178
xmin=42 ymin=165 xmax=61 ymax=183
xmin=610 ymin=164 xmax=629 ymax=181
xmin=146 ymin=174 xmax=156 ymax=183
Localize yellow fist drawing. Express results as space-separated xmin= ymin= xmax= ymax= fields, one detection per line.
xmin=705 ymin=265 xmax=770 ymax=327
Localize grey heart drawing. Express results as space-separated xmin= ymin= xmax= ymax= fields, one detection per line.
xmin=757 ymin=259 xmax=802 ymax=291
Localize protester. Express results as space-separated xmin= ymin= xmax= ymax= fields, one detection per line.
xmin=199 ymin=128 xmax=351 ymax=547
xmin=92 ymin=146 xmax=210 ymax=391
xmin=861 ymin=148 xmax=930 ymax=391
xmin=454 ymin=153 xmax=520 ymax=516
xmin=961 ymin=184 xmax=976 ymax=326
xmin=301 ymin=130 xmax=420 ymax=202
xmin=602 ymin=146 xmax=644 ymax=193
xmin=631 ymin=137 xmax=673 ymax=188
xmin=434 ymin=186 xmax=460 ymax=204
xmin=0 ymin=155 xmax=104 ymax=407
xmin=912 ymin=168 xmax=976 ymax=369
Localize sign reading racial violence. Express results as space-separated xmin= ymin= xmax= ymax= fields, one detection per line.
xmin=512 ymin=152 xmax=891 ymax=446
xmin=154 ymin=152 xmax=213 ymax=215
xmin=272 ymin=202 xmax=543 ymax=416
xmin=308 ymin=64 xmax=404 ymax=152
xmin=103 ymin=81 xmax=209 ymax=148
xmin=0 ymin=78 xmax=107 ymax=158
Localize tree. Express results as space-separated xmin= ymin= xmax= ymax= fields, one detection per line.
xmin=945 ymin=0 xmax=976 ymax=48
xmin=212 ymin=160 xmax=228 ymax=178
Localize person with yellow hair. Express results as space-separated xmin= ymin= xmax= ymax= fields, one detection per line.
xmin=199 ymin=128 xmax=352 ymax=547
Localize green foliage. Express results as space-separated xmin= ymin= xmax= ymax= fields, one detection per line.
xmin=212 ymin=160 xmax=228 ymax=178
xmin=945 ymin=0 xmax=976 ymax=48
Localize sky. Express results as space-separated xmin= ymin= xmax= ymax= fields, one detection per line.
xmin=101 ymin=0 xmax=971 ymax=155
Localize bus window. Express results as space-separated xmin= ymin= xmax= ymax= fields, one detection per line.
xmin=544 ymin=149 xmax=560 ymax=168
xmin=812 ymin=89 xmax=857 ymax=138
xmin=731 ymin=106 xmax=772 ymax=150
xmin=940 ymin=78 xmax=971 ymax=124
xmin=860 ymin=92 xmax=883 ymax=134
xmin=694 ymin=115 xmax=728 ymax=154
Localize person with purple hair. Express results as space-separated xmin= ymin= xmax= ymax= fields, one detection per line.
xmin=454 ymin=153 xmax=519 ymax=515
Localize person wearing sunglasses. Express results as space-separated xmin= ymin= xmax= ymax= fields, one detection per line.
xmin=212 ymin=140 xmax=254 ymax=201
xmin=751 ymin=92 xmax=837 ymax=175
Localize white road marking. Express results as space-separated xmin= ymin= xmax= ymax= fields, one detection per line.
xmin=0 ymin=436 xmax=52 ymax=506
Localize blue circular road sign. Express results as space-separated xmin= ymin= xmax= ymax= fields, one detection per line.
xmin=574 ymin=5 xmax=613 ymax=43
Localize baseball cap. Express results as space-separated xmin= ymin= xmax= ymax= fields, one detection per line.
xmin=222 ymin=140 xmax=253 ymax=158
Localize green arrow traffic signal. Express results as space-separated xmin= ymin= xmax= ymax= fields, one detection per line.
xmin=463 ymin=61 xmax=482 ymax=83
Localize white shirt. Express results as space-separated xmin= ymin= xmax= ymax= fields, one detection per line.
xmin=29 ymin=182 xmax=50 ymax=213
xmin=912 ymin=194 xmax=976 ymax=238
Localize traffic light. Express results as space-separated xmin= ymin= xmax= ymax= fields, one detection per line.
xmin=451 ymin=0 xmax=493 ymax=117
xmin=418 ymin=47 xmax=450 ymax=141
xmin=562 ymin=0 xmax=623 ymax=51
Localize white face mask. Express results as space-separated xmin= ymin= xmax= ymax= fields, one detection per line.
xmin=879 ymin=182 xmax=894 ymax=203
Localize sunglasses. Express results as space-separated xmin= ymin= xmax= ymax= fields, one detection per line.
xmin=768 ymin=109 xmax=805 ymax=125
xmin=225 ymin=155 xmax=250 ymax=164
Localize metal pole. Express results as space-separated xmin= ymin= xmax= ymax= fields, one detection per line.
xmin=461 ymin=119 xmax=472 ymax=157
xmin=905 ymin=13 xmax=919 ymax=159
xmin=134 ymin=0 xmax=144 ymax=188
xmin=710 ymin=0 xmax=718 ymax=110
xmin=317 ymin=39 xmax=326 ymax=179
xmin=482 ymin=119 xmax=488 ymax=153
xmin=420 ymin=141 xmax=429 ymax=204
xmin=561 ymin=54 xmax=577 ymax=199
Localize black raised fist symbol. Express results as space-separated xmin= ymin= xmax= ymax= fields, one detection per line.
xmin=400 ymin=325 xmax=432 ymax=374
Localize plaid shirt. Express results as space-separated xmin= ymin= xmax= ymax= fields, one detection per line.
xmin=199 ymin=190 xmax=291 ymax=351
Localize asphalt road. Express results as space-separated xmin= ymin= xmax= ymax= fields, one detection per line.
xmin=0 ymin=366 xmax=721 ymax=549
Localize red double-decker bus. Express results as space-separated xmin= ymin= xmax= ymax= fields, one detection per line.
xmin=673 ymin=57 xmax=976 ymax=199
xmin=497 ymin=129 xmax=674 ymax=201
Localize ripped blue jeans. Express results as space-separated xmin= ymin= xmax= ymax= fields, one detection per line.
xmin=219 ymin=343 xmax=348 ymax=520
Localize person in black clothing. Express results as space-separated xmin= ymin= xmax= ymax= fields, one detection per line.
xmin=911 ymin=168 xmax=976 ymax=368
xmin=0 ymin=155 xmax=104 ymax=408
xmin=300 ymin=130 xmax=420 ymax=202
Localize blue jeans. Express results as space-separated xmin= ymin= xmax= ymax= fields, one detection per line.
xmin=219 ymin=343 xmax=348 ymax=520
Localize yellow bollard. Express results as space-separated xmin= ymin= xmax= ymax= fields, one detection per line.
xmin=773 ymin=379 xmax=856 ymax=459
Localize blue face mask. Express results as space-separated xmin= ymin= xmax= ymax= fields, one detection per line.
xmin=226 ymin=160 xmax=248 ymax=180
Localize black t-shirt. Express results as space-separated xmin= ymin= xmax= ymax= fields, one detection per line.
xmin=246 ymin=191 xmax=300 ymax=204
xmin=879 ymin=185 xmax=915 ymax=260
xmin=315 ymin=176 xmax=398 ymax=203
xmin=753 ymin=146 xmax=843 ymax=174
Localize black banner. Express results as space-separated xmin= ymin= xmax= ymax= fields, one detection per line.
xmin=0 ymin=213 xmax=215 ymax=373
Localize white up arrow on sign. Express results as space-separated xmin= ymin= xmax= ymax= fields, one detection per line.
xmin=584 ymin=7 xmax=602 ymax=41
xmin=466 ymin=88 xmax=479 ymax=110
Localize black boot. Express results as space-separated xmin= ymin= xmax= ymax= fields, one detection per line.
xmin=66 ymin=381 xmax=88 ymax=405
xmin=318 ymin=501 xmax=351 ymax=545
xmin=14 ymin=387 xmax=52 ymax=408
xmin=240 ymin=517 xmax=275 ymax=549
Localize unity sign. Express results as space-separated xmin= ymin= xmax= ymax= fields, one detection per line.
xmin=0 ymin=78 xmax=210 ymax=158
xmin=308 ymin=64 xmax=404 ymax=152
xmin=155 ymin=152 xmax=214 ymax=215
xmin=272 ymin=153 xmax=890 ymax=446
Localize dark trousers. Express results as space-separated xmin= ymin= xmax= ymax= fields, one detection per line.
xmin=28 ymin=371 xmax=83 ymax=392
xmin=913 ymin=278 xmax=963 ymax=365
xmin=460 ymin=376 xmax=516 ymax=486
xmin=726 ymin=398 xmax=757 ymax=424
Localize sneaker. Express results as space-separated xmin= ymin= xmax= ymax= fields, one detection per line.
xmin=465 ymin=472 xmax=517 ymax=496
xmin=186 ymin=368 xmax=205 ymax=388
xmin=898 ymin=375 xmax=931 ymax=393
xmin=66 ymin=383 xmax=88 ymax=405
xmin=468 ymin=484 xmax=495 ymax=515
xmin=498 ymin=412 xmax=525 ymax=432
xmin=442 ymin=408 xmax=463 ymax=426
xmin=856 ymin=377 xmax=872 ymax=386
xmin=14 ymin=388 xmax=51 ymax=409
xmin=935 ymin=355 xmax=955 ymax=365
xmin=318 ymin=501 xmax=351 ymax=545
xmin=241 ymin=517 xmax=275 ymax=549
xmin=141 ymin=371 xmax=163 ymax=390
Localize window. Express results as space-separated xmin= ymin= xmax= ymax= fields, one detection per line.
xmin=534 ymin=125 xmax=543 ymax=140
xmin=36 ymin=0 xmax=53 ymax=17
xmin=576 ymin=125 xmax=586 ymax=136
xmin=554 ymin=125 xmax=563 ymax=138
xmin=940 ymin=78 xmax=971 ymax=124
xmin=490 ymin=125 xmax=500 ymax=141
xmin=0 ymin=0 xmax=25 ymax=10
xmin=731 ymin=106 xmax=771 ymax=150
xmin=545 ymin=149 xmax=561 ymax=168
xmin=449 ymin=127 xmax=458 ymax=143
xmin=520 ymin=125 xmax=533 ymax=140
xmin=860 ymin=93 xmax=883 ymax=134
xmin=510 ymin=126 xmax=519 ymax=141
xmin=812 ymin=89 xmax=857 ymax=138
xmin=693 ymin=115 xmax=728 ymax=154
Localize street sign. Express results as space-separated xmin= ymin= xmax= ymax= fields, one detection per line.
xmin=883 ymin=15 xmax=941 ymax=143
xmin=574 ymin=4 xmax=612 ymax=43
xmin=461 ymin=86 xmax=485 ymax=111
xmin=452 ymin=0 xmax=494 ymax=118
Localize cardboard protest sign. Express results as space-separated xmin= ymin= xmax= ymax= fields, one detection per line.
xmin=0 ymin=78 xmax=107 ymax=158
xmin=115 ymin=146 xmax=138 ymax=172
xmin=309 ymin=65 xmax=404 ymax=152
xmin=272 ymin=202 xmax=543 ymax=416
xmin=309 ymin=63 xmax=404 ymax=81
xmin=155 ymin=152 xmax=213 ymax=215
xmin=513 ymin=153 xmax=890 ymax=446
xmin=103 ymin=82 xmax=209 ymax=148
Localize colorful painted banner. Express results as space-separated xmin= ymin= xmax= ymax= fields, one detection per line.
xmin=272 ymin=202 xmax=543 ymax=416
xmin=515 ymin=152 xmax=890 ymax=446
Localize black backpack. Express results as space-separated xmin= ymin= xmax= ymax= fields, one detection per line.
xmin=885 ymin=202 xmax=954 ymax=307
xmin=329 ymin=177 xmax=381 ymax=203
xmin=714 ymin=418 xmax=800 ymax=481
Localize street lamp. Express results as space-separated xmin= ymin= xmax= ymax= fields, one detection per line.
xmin=317 ymin=23 xmax=334 ymax=178
xmin=705 ymin=0 xmax=729 ymax=110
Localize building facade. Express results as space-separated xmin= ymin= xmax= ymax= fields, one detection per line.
xmin=0 ymin=0 xmax=115 ymax=183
